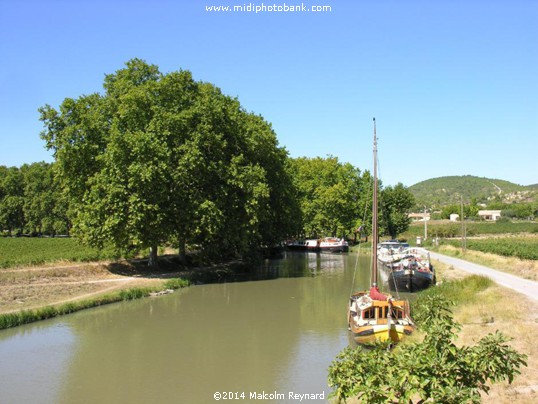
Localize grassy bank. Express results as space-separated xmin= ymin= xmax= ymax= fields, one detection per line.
xmin=0 ymin=277 xmax=189 ymax=330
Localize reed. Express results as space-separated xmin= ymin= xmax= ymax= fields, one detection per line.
xmin=119 ymin=288 xmax=151 ymax=300
xmin=163 ymin=278 xmax=190 ymax=289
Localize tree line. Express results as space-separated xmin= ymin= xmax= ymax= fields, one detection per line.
xmin=0 ymin=162 xmax=69 ymax=236
xmin=1 ymin=59 xmax=415 ymax=266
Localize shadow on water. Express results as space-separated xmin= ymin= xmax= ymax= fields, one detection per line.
xmin=102 ymin=249 xmax=365 ymax=293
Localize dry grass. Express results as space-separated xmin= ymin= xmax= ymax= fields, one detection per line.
xmin=0 ymin=261 xmax=167 ymax=315
xmin=438 ymin=244 xmax=538 ymax=280
xmin=433 ymin=260 xmax=538 ymax=403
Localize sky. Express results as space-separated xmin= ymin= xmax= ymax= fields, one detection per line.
xmin=1 ymin=0 xmax=537 ymax=187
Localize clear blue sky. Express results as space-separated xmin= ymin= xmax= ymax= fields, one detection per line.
xmin=1 ymin=0 xmax=537 ymax=186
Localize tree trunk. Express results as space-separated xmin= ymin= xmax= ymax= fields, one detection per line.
xmin=178 ymin=234 xmax=187 ymax=265
xmin=148 ymin=244 xmax=158 ymax=268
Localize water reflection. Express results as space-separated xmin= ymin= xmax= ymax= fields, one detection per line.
xmin=255 ymin=251 xmax=346 ymax=280
xmin=0 ymin=252 xmax=373 ymax=403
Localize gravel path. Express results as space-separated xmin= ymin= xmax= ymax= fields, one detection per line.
xmin=430 ymin=252 xmax=538 ymax=301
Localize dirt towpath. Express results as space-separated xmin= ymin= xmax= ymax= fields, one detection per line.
xmin=430 ymin=251 xmax=538 ymax=301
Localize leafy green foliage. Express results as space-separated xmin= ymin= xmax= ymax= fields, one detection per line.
xmin=0 ymin=163 xmax=69 ymax=236
xmin=287 ymin=159 xmax=415 ymax=240
xmin=39 ymin=59 xmax=300 ymax=265
xmin=380 ymin=183 xmax=415 ymax=239
xmin=0 ymin=166 xmax=25 ymax=234
xmin=328 ymin=285 xmax=526 ymax=403
xmin=288 ymin=156 xmax=362 ymax=238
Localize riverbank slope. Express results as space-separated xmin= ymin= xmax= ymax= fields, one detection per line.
xmin=0 ymin=256 xmax=245 ymax=317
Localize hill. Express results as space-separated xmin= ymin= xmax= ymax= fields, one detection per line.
xmin=409 ymin=175 xmax=537 ymax=207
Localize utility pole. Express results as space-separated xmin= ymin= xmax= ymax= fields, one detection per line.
xmin=460 ymin=196 xmax=466 ymax=252
xmin=423 ymin=206 xmax=428 ymax=240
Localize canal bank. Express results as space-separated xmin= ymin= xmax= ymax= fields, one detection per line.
xmin=0 ymin=255 xmax=252 ymax=329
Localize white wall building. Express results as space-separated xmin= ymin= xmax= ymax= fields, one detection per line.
xmin=478 ymin=210 xmax=502 ymax=221
xmin=449 ymin=213 xmax=459 ymax=222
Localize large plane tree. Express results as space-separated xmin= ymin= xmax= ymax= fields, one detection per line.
xmin=40 ymin=59 xmax=298 ymax=266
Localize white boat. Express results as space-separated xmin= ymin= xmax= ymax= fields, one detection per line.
xmin=286 ymin=237 xmax=348 ymax=253
xmin=318 ymin=237 xmax=349 ymax=253
xmin=377 ymin=240 xmax=410 ymax=265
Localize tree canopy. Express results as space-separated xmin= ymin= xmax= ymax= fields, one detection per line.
xmin=288 ymin=156 xmax=363 ymax=238
xmin=0 ymin=59 xmax=420 ymax=263
xmin=39 ymin=59 xmax=299 ymax=265
xmin=380 ymin=183 xmax=415 ymax=239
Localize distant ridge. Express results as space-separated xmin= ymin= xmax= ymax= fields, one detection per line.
xmin=409 ymin=175 xmax=537 ymax=207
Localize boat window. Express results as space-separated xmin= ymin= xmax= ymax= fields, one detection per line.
xmin=363 ymin=308 xmax=375 ymax=319
xmin=377 ymin=307 xmax=388 ymax=319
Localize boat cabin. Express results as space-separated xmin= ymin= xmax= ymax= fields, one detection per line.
xmin=350 ymin=296 xmax=409 ymax=324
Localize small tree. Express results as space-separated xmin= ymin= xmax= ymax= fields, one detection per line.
xmin=379 ymin=183 xmax=415 ymax=239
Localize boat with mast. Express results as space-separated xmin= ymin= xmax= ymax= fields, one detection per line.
xmin=347 ymin=118 xmax=415 ymax=345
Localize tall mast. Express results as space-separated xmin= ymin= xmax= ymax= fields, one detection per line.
xmin=372 ymin=118 xmax=378 ymax=286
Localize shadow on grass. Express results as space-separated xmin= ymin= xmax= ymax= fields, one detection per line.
xmin=105 ymin=253 xmax=252 ymax=284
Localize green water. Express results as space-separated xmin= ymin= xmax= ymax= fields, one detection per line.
xmin=0 ymin=252 xmax=373 ymax=403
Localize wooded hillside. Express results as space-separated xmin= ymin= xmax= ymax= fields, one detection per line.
xmin=409 ymin=175 xmax=537 ymax=207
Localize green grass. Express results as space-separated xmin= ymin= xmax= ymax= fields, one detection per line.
xmin=413 ymin=275 xmax=494 ymax=312
xmin=0 ymin=278 xmax=190 ymax=330
xmin=163 ymin=278 xmax=190 ymax=289
xmin=0 ymin=237 xmax=120 ymax=268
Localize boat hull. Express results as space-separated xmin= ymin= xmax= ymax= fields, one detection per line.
xmin=387 ymin=269 xmax=434 ymax=292
xmin=349 ymin=323 xmax=413 ymax=345
xmin=286 ymin=238 xmax=349 ymax=253
xmin=318 ymin=244 xmax=349 ymax=253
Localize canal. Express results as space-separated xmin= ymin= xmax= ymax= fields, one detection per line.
xmin=0 ymin=252 xmax=373 ymax=403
